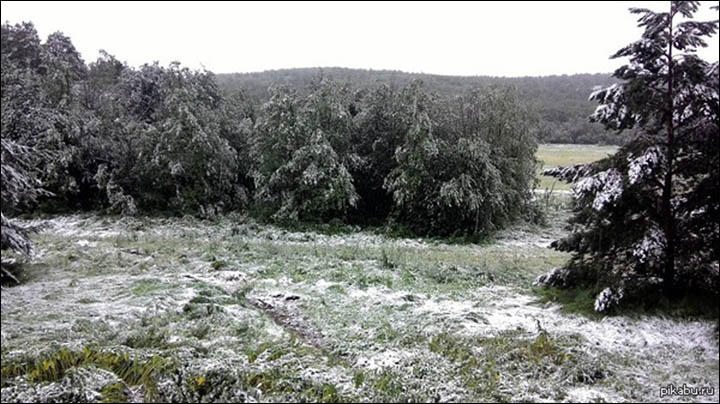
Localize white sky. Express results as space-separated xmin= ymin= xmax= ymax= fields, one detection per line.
xmin=1 ymin=1 xmax=718 ymax=77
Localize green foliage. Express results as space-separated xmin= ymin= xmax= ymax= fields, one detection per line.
xmin=348 ymin=84 xmax=408 ymax=221
xmin=380 ymin=249 xmax=397 ymax=269
xmin=100 ymin=382 xmax=129 ymax=403
xmin=534 ymin=286 xmax=602 ymax=319
xmin=2 ymin=22 xmax=252 ymax=217
xmin=251 ymin=83 xmax=359 ymax=222
xmin=0 ymin=22 xmax=57 ymax=281
xmin=99 ymin=62 xmax=247 ymax=215
xmin=0 ymin=347 xmax=170 ymax=400
xmin=210 ymin=259 xmax=229 ymax=270
xmin=0 ymin=141 xmax=41 ymax=257
xmin=2 ymin=21 xmax=540 ymax=243
xmin=123 ymin=326 xmax=168 ymax=349
xmin=352 ymin=370 xmax=365 ymax=388
xmin=537 ymin=283 xmax=719 ymax=320
xmin=217 ymin=68 xmax=624 ymax=145
xmin=385 ymin=83 xmax=539 ymax=236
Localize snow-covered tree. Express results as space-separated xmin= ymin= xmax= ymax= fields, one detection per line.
xmin=0 ymin=139 xmax=47 ymax=283
xmin=251 ymin=83 xmax=359 ymax=222
xmin=350 ymin=84 xmax=409 ymax=221
xmin=1 ymin=22 xmax=54 ymax=282
xmin=539 ymin=1 xmax=719 ymax=312
xmin=105 ymin=63 xmax=245 ymax=215
xmin=385 ymin=83 xmax=538 ymax=236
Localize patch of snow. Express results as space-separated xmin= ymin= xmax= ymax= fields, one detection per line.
xmin=416 ymin=298 xmax=478 ymax=317
xmin=494 ymin=227 xmax=563 ymax=250
xmin=409 ymin=286 xmax=718 ymax=362
xmin=313 ymin=278 xmax=339 ymax=291
xmin=4 ymin=213 xmax=717 ymax=402
xmin=19 ymin=215 xmax=124 ymax=239
xmin=565 ymin=386 xmax=621 ymax=403
xmin=348 ymin=286 xmax=409 ymax=306
xmin=75 ymin=239 xmax=97 ymax=247
xmin=356 ymin=349 xmax=406 ymax=371
xmin=479 ymin=288 xmax=717 ymax=358
xmin=252 ymin=225 xmax=429 ymax=250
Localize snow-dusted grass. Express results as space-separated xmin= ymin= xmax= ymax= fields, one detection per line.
xmin=1 ymin=211 xmax=717 ymax=402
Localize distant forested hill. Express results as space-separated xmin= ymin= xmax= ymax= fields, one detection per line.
xmin=217 ymin=67 xmax=626 ymax=144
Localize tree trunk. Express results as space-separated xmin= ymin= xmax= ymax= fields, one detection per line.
xmin=663 ymin=4 xmax=676 ymax=297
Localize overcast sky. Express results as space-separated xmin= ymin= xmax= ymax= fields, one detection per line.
xmin=2 ymin=1 xmax=718 ymax=77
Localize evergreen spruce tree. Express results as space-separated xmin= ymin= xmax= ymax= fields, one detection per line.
xmin=539 ymin=1 xmax=719 ymax=312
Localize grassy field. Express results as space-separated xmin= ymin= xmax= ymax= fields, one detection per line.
xmin=1 ymin=143 xmax=717 ymax=403
xmin=536 ymin=144 xmax=618 ymax=191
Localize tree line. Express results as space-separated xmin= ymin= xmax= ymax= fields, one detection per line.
xmin=1 ymin=21 xmax=541 ymax=280
xmin=217 ymin=68 xmax=627 ymax=145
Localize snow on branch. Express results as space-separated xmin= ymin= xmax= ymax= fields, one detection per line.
xmin=627 ymin=146 xmax=664 ymax=185
xmin=572 ymin=168 xmax=624 ymax=211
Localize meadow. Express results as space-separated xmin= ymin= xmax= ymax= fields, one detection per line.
xmin=1 ymin=145 xmax=717 ymax=403
xmin=536 ymin=144 xmax=618 ymax=191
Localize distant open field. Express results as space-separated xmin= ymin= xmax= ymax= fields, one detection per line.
xmin=536 ymin=144 xmax=618 ymax=191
